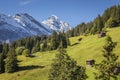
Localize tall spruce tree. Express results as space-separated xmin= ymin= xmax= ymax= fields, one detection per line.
xmin=41 ymin=40 xmax=47 ymax=51
xmin=59 ymin=32 xmax=68 ymax=48
xmin=0 ymin=53 xmax=5 ymax=73
xmin=2 ymin=43 xmax=9 ymax=59
xmin=5 ymin=47 xmax=18 ymax=73
xmin=35 ymin=40 xmax=40 ymax=52
xmin=0 ymin=43 xmax=3 ymax=53
xmin=50 ymin=31 xmax=59 ymax=50
xmin=94 ymin=36 xmax=118 ymax=80
xmin=66 ymin=37 xmax=71 ymax=46
xmin=49 ymin=44 xmax=87 ymax=80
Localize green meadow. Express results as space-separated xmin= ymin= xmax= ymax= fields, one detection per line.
xmin=0 ymin=27 xmax=120 ymax=80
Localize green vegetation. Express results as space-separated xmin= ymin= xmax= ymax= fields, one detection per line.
xmin=94 ymin=36 xmax=118 ymax=80
xmin=0 ymin=27 xmax=119 ymax=80
xmin=49 ymin=45 xmax=87 ymax=80
xmin=16 ymin=47 xmax=25 ymax=55
xmin=5 ymin=47 xmax=18 ymax=73
xmin=66 ymin=5 xmax=120 ymax=37
xmin=22 ymin=49 xmax=31 ymax=57
xmin=0 ymin=5 xmax=120 ymax=80
xmin=0 ymin=53 xmax=5 ymax=73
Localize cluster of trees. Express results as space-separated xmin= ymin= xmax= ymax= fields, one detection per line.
xmin=66 ymin=5 xmax=120 ymax=37
xmin=0 ymin=30 xmax=70 ymax=73
xmin=0 ymin=45 xmax=18 ymax=73
xmin=0 ymin=5 xmax=119 ymax=79
xmin=94 ymin=36 xmax=119 ymax=80
xmin=50 ymin=31 xmax=70 ymax=50
xmin=13 ymin=31 xmax=70 ymax=54
xmin=49 ymin=44 xmax=88 ymax=80
xmin=49 ymin=36 xmax=119 ymax=80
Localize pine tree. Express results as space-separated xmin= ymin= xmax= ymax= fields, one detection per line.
xmin=0 ymin=43 xmax=3 ymax=53
xmin=35 ymin=40 xmax=40 ymax=52
xmin=59 ymin=32 xmax=67 ymax=48
xmin=66 ymin=37 xmax=71 ymax=46
xmin=2 ymin=43 xmax=9 ymax=59
xmin=94 ymin=36 xmax=118 ymax=80
xmin=5 ymin=47 xmax=18 ymax=73
xmin=49 ymin=44 xmax=87 ymax=80
xmin=31 ymin=47 xmax=36 ymax=54
xmin=41 ymin=40 xmax=47 ymax=51
xmin=0 ymin=53 xmax=5 ymax=73
xmin=50 ymin=31 xmax=59 ymax=50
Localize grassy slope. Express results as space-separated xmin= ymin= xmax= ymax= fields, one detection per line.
xmin=0 ymin=27 xmax=120 ymax=80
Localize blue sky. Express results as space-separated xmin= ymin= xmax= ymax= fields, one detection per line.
xmin=0 ymin=0 xmax=120 ymax=27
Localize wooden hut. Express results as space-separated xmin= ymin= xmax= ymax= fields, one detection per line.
xmin=98 ymin=32 xmax=106 ymax=38
xmin=78 ymin=38 xmax=82 ymax=41
xmin=86 ymin=60 xmax=95 ymax=66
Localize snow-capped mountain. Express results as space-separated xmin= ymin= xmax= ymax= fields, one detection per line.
xmin=0 ymin=13 xmax=31 ymax=41
xmin=0 ymin=13 xmax=52 ymax=42
xmin=14 ymin=13 xmax=52 ymax=36
xmin=0 ymin=13 xmax=72 ymax=42
xmin=42 ymin=15 xmax=72 ymax=32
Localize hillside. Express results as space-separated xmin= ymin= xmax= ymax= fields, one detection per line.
xmin=0 ymin=27 xmax=120 ymax=80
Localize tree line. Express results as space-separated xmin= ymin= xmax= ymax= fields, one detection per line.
xmin=0 ymin=5 xmax=120 ymax=80
xmin=66 ymin=5 xmax=120 ymax=37
xmin=48 ymin=36 xmax=119 ymax=80
xmin=0 ymin=31 xmax=70 ymax=73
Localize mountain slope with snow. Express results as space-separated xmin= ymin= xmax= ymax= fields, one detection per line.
xmin=42 ymin=15 xmax=72 ymax=32
xmin=0 ymin=13 xmax=31 ymax=42
xmin=0 ymin=13 xmax=72 ymax=42
xmin=0 ymin=13 xmax=52 ymax=42
xmin=14 ymin=13 xmax=52 ymax=35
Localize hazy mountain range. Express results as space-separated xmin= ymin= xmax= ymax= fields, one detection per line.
xmin=0 ymin=13 xmax=71 ymax=42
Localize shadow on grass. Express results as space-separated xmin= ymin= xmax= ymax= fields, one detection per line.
xmin=71 ymin=42 xmax=79 ymax=46
xmin=29 ymin=55 xmax=36 ymax=58
xmin=17 ymin=65 xmax=45 ymax=72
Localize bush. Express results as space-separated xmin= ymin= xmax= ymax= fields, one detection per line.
xmin=22 ymin=49 xmax=31 ymax=57
xmin=16 ymin=46 xmax=25 ymax=55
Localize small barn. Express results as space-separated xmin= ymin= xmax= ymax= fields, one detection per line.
xmin=78 ymin=38 xmax=82 ymax=41
xmin=86 ymin=60 xmax=95 ymax=66
xmin=98 ymin=32 xmax=106 ymax=38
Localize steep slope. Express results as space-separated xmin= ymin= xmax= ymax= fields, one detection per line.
xmin=14 ymin=13 xmax=52 ymax=36
xmin=0 ymin=13 xmax=52 ymax=42
xmin=0 ymin=13 xmax=31 ymax=42
xmin=0 ymin=27 xmax=120 ymax=80
xmin=42 ymin=15 xmax=72 ymax=32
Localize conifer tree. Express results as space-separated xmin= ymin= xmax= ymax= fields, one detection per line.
xmin=2 ymin=43 xmax=9 ymax=59
xmin=0 ymin=43 xmax=3 ymax=53
xmin=35 ymin=40 xmax=40 ymax=52
xmin=49 ymin=44 xmax=87 ymax=80
xmin=41 ymin=40 xmax=47 ymax=51
xmin=66 ymin=37 xmax=71 ymax=46
xmin=94 ymin=36 xmax=118 ymax=80
xmin=59 ymin=32 xmax=67 ymax=48
xmin=5 ymin=47 xmax=18 ymax=73
xmin=50 ymin=31 xmax=59 ymax=50
xmin=0 ymin=53 xmax=5 ymax=73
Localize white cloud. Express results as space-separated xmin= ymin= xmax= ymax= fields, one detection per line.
xmin=20 ymin=0 xmax=31 ymax=5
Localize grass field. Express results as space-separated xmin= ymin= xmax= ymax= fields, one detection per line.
xmin=0 ymin=27 xmax=120 ymax=80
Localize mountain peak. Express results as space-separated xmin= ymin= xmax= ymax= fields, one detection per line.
xmin=49 ymin=15 xmax=58 ymax=20
xmin=42 ymin=15 xmax=72 ymax=32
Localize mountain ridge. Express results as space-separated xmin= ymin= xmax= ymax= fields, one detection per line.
xmin=0 ymin=13 xmax=71 ymax=42
xmin=42 ymin=15 xmax=72 ymax=32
